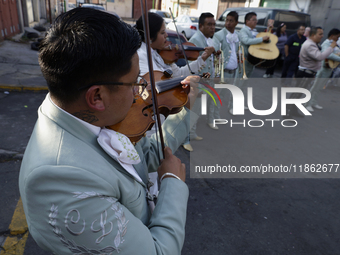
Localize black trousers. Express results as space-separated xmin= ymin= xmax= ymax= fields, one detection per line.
xmin=265 ymin=53 xmax=282 ymax=75
xmin=281 ymin=55 xmax=299 ymax=78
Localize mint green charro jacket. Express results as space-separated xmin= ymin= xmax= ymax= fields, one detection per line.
xmin=19 ymin=94 xmax=198 ymax=255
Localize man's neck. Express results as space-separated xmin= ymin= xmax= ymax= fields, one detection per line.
xmin=50 ymin=94 xmax=101 ymax=126
xmin=226 ymin=28 xmax=235 ymax=33
xmin=310 ymin=37 xmax=318 ymax=44
xmin=246 ymin=24 xmax=254 ymax=30
xmin=199 ymin=30 xmax=209 ymax=39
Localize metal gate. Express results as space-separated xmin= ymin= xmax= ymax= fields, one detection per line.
xmin=0 ymin=0 xmax=20 ymax=40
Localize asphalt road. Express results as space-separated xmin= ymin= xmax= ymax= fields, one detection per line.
xmin=1 ymin=73 xmax=340 ymax=254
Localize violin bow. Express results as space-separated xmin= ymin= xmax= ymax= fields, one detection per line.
xmin=140 ymin=0 xmax=165 ymax=159
xmin=168 ymin=7 xmax=195 ymax=75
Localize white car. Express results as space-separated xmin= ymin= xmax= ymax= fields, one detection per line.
xmin=166 ymin=15 xmax=199 ymax=39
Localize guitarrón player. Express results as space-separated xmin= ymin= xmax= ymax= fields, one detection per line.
xmin=239 ymin=12 xmax=270 ymax=78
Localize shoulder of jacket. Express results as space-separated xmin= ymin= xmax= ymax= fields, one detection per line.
xmin=214 ymin=30 xmax=224 ymax=40
xmin=189 ymin=33 xmax=199 ymax=42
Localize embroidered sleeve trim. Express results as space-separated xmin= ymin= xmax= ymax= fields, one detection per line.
xmin=49 ymin=192 xmax=129 ymax=254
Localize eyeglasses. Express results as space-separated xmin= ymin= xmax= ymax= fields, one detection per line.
xmin=77 ymin=76 xmax=148 ymax=97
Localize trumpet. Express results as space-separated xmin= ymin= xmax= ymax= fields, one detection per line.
xmin=238 ymin=44 xmax=248 ymax=80
xmin=214 ymin=43 xmax=224 ymax=82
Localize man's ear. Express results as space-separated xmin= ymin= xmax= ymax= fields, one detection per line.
xmin=85 ymin=86 xmax=106 ymax=111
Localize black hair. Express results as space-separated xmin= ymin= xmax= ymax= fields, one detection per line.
xmin=199 ymin=12 xmax=214 ymax=26
xmin=39 ymin=8 xmax=140 ymax=104
xmin=310 ymin=26 xmax=323 ymax=37
xmin=276 ymin=23 xmax=285 ymax=37
xmin=245 ymin=12 xmax=256 ymax=24
xmin=227 ymin=11 xmax=238 ymax=22
xmin=328 ymin=28 xmax=340 ymax=38
xmin=135 ymin=12 xmax=164 ymax=42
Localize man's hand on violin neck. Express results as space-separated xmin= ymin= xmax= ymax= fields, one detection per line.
xmin=158 ymin=147 xmax=186 ymax=182
xmin=181 ymin=75 xmax=200 ymax=110
xmin=201 ymin=46 xmax=216 ymax=61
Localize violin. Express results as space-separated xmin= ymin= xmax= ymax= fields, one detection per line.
xmin=108 ymin=70 xmax=190 ymax=143
xmin=158 ymin=41 xmax=205 ymax=65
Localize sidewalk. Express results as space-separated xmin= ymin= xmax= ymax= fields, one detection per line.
xmin=0 ymin=17 xmax=137 ymax=92
xmin=0 ymin=40 xmax=48 ymax=92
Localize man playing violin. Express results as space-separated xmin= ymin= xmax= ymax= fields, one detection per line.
xmin=239 ymin=12 xmax=270 ymax=78
xmin=19 ymin=8 xmax=200 ymax=255
xmin=135 ymin=12 xmax=215 ymax=153
xmin=136 ymin=12 xmax=215 ymax=78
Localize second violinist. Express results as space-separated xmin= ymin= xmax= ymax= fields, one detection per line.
xmin=135 ymin=12 xmax=215 ymax=152
xmin=135 ymin=12 xmax=215 ymax=78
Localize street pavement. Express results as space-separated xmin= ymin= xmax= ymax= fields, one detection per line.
xmin=1 ymin=34 xmax=340 ymax=254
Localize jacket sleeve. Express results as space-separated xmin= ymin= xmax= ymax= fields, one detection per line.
xmin=327 ymin=52 xmax=340 ymax=62
xmin=308 ymin=43 xmax=333 ymax=61
xmin=170 ymin=57 xmax=206 ymax=77
xmin=239 ymin=28 xmax=263 ymax=46
xmin=322 ymin=43 xmax=340 ymax=62
xmin=137 ymin=107 xmax=199 ymax=174
xmin=213 ymin=31 xmax=223 ymax=47
xmin=23 ymin=163 xmax=189 ymax=255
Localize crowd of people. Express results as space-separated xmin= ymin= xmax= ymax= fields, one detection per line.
xmin=18 ymin=7 xmax=340 ymax=255
xmin=183 ymin=11 xmax=340 ymax=122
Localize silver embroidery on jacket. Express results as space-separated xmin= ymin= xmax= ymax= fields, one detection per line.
xmin=49 ymin=191 xmax=129 ymax=254
xmin=65 ymin=209 xmax=86 ymax=236
xmin=91 ymin=210 xmax=114 ymax=244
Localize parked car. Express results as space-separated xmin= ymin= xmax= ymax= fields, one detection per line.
xmin=215 ymin=7 xmax=311 ymax=37
xmin=166 ymin=15 xmax=199 ymax=39
xmin=149 ymin=9 xmax=172 ymax=24
xmin=166 ymin=29 xmax=188 ymax=67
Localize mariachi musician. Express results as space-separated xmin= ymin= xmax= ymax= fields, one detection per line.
xmin=306 ymin=28 xmax=340 ymax=111
xmin=213 ymin=11 xmax=242 ymax=115
xmin=239 ymin=11 xmax=269 ymax=78
xmin=135 ymin=12 xmax=215 ymax=152
xmin=189 ymin=12 xmax=225 ymax=131
xmin=19 ymin=7 xmax=200 ymax=255
xmin=135 ymin=12 xmax=215 ymax=78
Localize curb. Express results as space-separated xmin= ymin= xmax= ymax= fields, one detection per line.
xmin=0 ymin=85 xmax=48 ymax=92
